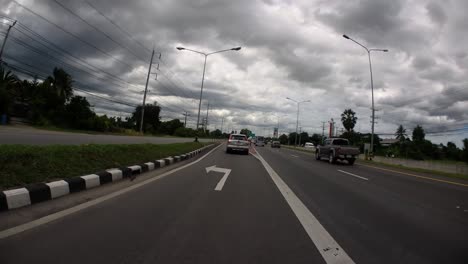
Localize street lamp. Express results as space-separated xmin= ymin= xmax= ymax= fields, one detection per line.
xmin=286 ymin=97 xmax=311 ymax=147
xmin=176 ymin=46 xmax=242 ymax=130
xmin=343 ymin=34 xmax=388 ymax=159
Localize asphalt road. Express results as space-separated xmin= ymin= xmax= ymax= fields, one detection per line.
xmin=1 ymin=144 xmax=467 ymax=263
xmin=0 ymin=126 xmax=211 ymax=145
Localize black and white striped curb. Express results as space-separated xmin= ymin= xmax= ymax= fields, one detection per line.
xmin=0 ymin=145 xmax=212 ymax=212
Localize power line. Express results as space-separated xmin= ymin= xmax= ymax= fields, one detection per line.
xmin=11 ymin=0 xmax=135 ymax=69
xmin=0 ymin=15 xmax=139 ymax=88
xmin=51 ymin=0 xmax=147 ymax=62
xmin=78 ymin=2 xmax=198 ymax=103
xmin=2 ymin=59 xmax=138 ymax=108
xmin=3 ymin=58 xmax=185 ymax=117
xmin=83 ymin=0 xmax=152 ymax=54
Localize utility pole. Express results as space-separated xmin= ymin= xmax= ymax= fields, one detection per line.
xmin=182 ymin=111 xmax=190 ymax=127
xmin=0 ymin=20 xmax=17 ymax=62
xmin=321 ymin=121 xmax=326 ymax=144
xmin=220 ymin=116 xmax=224 ymax=133
xmin=139 ymin=48 xmax=155 ymax=133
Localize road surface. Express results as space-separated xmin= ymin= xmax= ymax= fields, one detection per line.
xmin=1 ymin=144 xmax=467 ymax=263
xmin=0 ymin=126 xmax=210 ymax=145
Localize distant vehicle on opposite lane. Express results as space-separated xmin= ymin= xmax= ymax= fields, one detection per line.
xmin=271 ymin=141 xmax=281 ymax=148
xmin=316 ymin=138 xmax=359 ymax=165
xmin=303 ymin=142 xmax=316 ymax=151
xmin=226 ymin=134 xmax=250 ymax=155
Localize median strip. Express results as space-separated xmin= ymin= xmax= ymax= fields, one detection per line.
xmin=0 ymin=144 xmax=213 ymax=212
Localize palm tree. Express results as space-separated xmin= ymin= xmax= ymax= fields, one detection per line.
xmin=0 ymin=67 xmax=17 ymax=88
xmin=395 ymin=125 xmax=406 ymax=142
xmin=0 ymin=67 xmax=18 ymax=116
xmin=52 ymin=67 xmax=73 ymax=101
xmin=341 ymin=109 xmax=358 ymax=132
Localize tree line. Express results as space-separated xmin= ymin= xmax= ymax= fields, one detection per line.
xmin=274 ymin=108 xmax=468 ymax=163
xmin=0 ymin=66 xmax=219 ymax=137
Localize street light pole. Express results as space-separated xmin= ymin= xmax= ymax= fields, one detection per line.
xmin=197 ymin=55 xmax=207 ymax=131
xmin=286 ymin=97 xmax=310 ymax=147
xmin=343 ymin=34 xmax=388 ymax=159
xmin=176 ymin=46 xmax=241 ymax=131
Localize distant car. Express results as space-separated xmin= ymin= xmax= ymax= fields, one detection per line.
xmin=226 ymin=134 xmax=250 ymax=155
xmin=304 ymin=142 xmax=316 ymax=151
xmin=255 ymin=136 xmax=265 ymax=147
xmin=271 ymin=141 xmax=281 ymax=148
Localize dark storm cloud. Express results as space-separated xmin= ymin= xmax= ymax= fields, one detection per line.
xmin=426 ymin=1 xmax=448 ymax=25
xmin=412 ymin=55 xmax=436 ymax=70
xmin=315 ymin=0 xmax=429 ymax=50
xmin=1 ymin=0 xmax=467 ymax=144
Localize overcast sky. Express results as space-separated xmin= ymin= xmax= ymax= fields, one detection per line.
xmin=1 ymin=0 xmax=467 ymax=145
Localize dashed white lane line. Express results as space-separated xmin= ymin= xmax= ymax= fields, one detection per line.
xmin=253 ymin=151 xmax=355 ymax=264
xmin=291 ymin=154 xmax=299 ymax=158
xmin=337 ymin=170 xmax=369 ymax=181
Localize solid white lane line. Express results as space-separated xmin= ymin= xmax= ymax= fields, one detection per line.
xmin=0 ymin=144 xmax=222 ymax=240
xmin=291 ymin=154 xmax=299 ymax=158
xmin=337 ymin=170 xmax=369 ymax=181
xmin=253 ymin=151 xmax=355 ymax=264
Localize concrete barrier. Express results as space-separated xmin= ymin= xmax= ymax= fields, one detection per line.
xmin=46 ymin=180 xmax=70 ymax=199
xmin=80 ymin=174 xmax=100 ymax=189
xmin=4 ymin=188 xmax=31 ymax=209
xmin=145 ymin=162 xmax=155 ymax=171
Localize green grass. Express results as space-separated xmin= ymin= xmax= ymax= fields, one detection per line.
xmin=0 ymin=142 xmax=210 ymax=189
xmin=357 ymin=159 xmax=468 ymax=181
xmin=282 ymin=145 xmax=315 ymax=153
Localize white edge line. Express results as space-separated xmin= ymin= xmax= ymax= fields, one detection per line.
xmin=252 ymin=151 xmax=355 ymax=264
xmin=0 ymin=144 xmax=221 ymax=240
xmin=337 ymin=170 xmax=369 ymax=181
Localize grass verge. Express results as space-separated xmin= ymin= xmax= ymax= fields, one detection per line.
xmin=357 ymin=159 xmax=468 ymax=181
xmin=282 ymin=145 xmax=315 ymax=154
xmin=0 ymin=142 xmax=210 ymax=190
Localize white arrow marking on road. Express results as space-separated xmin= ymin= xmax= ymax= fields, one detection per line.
xmin=206 ymin=165 xmax=232 ymax=191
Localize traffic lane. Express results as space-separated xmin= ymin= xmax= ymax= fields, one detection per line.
xmin=282 ymin=147 xmax=468 ymax=223
xmin=0 ymin=126 xmax=211 ymax=145
xmin=339 ymin=162 xmax=468 ymax=221
xmin=0 ymin=144 xmax=322 ymax=264
xmin=146 ymin=146 xmax=322 ymax=264
xmin=256 ymin=146 xmax=468 ymax=264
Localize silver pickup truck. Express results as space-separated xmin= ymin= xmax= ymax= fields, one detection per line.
xmin=316 ymin=138 xmax=359 ymax=165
